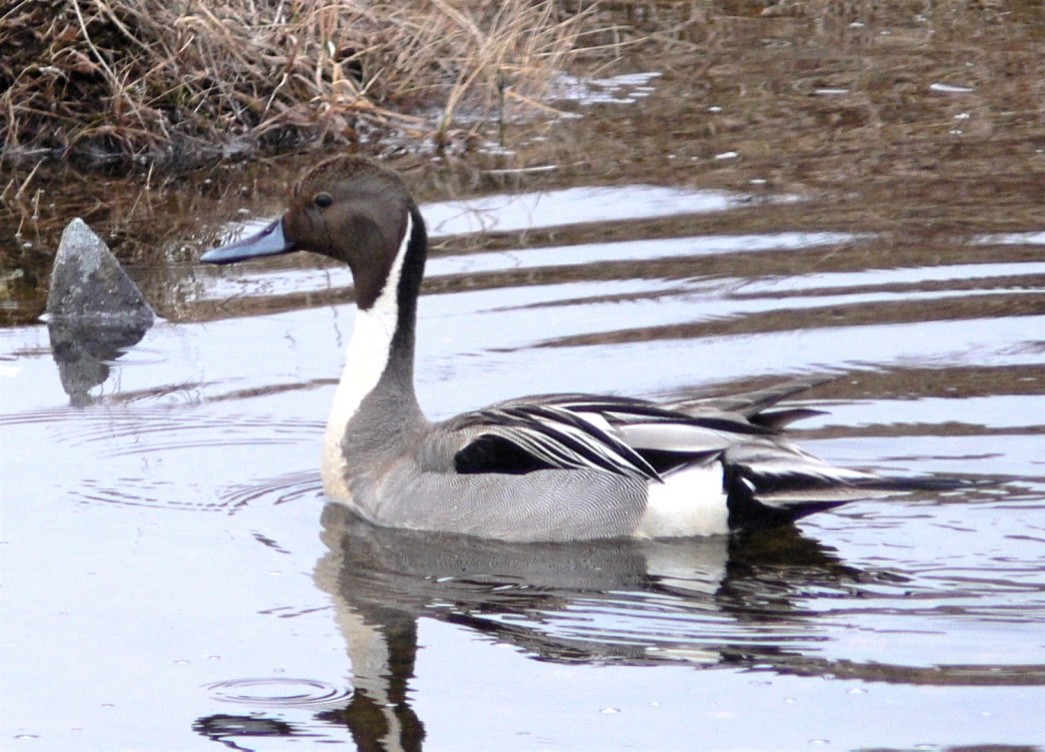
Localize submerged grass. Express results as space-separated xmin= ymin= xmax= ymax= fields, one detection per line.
xmin=0 ymin=0 xmax=590 ymax=167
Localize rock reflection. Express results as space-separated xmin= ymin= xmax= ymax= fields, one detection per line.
xmin=47 ymin=317 xmax=152 ymax=406
xmin=193 ymin=714 xmax=301 ymax=751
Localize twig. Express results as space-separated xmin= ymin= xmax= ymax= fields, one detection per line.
xmin=14 ymin=158 xmax=43 ymax=201
xmin=70 ymin=0 xmax=121 ymax=91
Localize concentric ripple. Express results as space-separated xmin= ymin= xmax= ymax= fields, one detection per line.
xmin=221 ymin=470 xmax=325 ymax=510
xmin=205 ymin=678 xmax=352 ymax=708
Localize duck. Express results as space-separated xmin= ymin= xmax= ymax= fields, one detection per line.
xmin=201 ymin=156 xmax=907 ymax=542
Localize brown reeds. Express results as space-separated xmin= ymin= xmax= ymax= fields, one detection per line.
xmin=0 ymin=0 xmax=589 ymax=168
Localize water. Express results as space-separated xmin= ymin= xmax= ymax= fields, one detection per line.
xmin=4 ymin=5 xmax=1045 ymax=747
xmin=2 ymin=173 xmax=1043 ymax=749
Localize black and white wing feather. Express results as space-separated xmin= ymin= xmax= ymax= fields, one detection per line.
xmin=449 ymin=401 xmax=662 ymax=480
xmin=445 ymin=392 xmax=775 ymax=481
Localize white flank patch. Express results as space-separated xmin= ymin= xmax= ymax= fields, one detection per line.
xmin=636 ymin=462 xmax=730 ymax=538
xmin=321 ymin=214 xmax=412 ymax=502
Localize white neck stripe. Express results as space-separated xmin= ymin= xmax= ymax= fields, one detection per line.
xmin=321 ymin=213 xmax=413 ymax=501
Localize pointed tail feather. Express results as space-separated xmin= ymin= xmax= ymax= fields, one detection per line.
xmin=723 ymin=457 xmax=978 ymax=531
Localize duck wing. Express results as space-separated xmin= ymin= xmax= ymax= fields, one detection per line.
xmin=442 ymin=392 xmax=776 ymax=480
xmin=446 ymin=399 xmax=663 ymax=480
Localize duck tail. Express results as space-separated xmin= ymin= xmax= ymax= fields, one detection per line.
xmin=722 ymin=456 xmax=977 ymax=531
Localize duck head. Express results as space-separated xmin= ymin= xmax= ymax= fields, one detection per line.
xmin=201 ymin=156 xmax=422 ymax=309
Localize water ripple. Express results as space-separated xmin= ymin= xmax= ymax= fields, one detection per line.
xmin=205 ymin=678 xmax=352 ymax=708
xmin=221 ymin=470 xmax=325 ymax=510
xmin=6 ymin=402 xmax=325 ymax=513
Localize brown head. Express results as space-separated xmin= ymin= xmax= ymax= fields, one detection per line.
xmin=201 ymin=156 xmax=424 ymax=310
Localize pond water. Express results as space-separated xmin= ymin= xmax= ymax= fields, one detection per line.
xmin=4 ymin=6 xmax=1045 ymax=750
xmin=3 ymin=171 xmax=1043 ymax=749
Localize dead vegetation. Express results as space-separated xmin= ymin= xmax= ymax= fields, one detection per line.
xmin=0 ymin=0 xmax=593 ymax=168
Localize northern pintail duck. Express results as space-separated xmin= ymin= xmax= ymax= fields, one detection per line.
xmin=202 ymin=157 xmax=904 ymax=542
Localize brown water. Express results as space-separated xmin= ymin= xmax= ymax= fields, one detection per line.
xmin=3 ymin=5 xmax=1045 ymax=750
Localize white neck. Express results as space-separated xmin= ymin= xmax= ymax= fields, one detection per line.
xmin=321 ymin=214 xmax=412 ymax=502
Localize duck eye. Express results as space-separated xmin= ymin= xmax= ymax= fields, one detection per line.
xmin=313 ymin=192 xmax=333 ymax=208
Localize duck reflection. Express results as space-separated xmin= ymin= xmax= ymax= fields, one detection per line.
xmin=193 ymin=504 xmax=871 ymax=750
xmin=300 ymin=503 xmax=859 ymax=751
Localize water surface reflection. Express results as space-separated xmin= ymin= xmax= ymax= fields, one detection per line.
xmin=190 ymin=502 xmax=1044 ymax=750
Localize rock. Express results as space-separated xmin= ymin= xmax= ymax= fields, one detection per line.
xmin=45 ymin=219 xmax=155 ymax=405
xmin=46 ymin=218 xmax=154 ymax=323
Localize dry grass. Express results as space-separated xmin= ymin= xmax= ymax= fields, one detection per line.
xmin=0 ymin=0 xmax=591 ymax=167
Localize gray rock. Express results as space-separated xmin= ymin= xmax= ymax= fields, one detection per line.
xmin=46 ymin=218 xmax=154 ymax=323
xmin=45 ymin=219 xmax=155 ymax=405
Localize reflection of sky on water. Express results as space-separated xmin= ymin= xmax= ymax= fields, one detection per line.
xmin=197 ymin=229 xmax=868 ymax=301
xmin=200 ymin=184 xmax=804 ymax=301
xmin=422 ymin=184 xmax=746 ymax=236
xmin=550 ymin=70 xmax=664 ymax=106
xmin=200 ymin=186 xmax=1043 ymax=313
